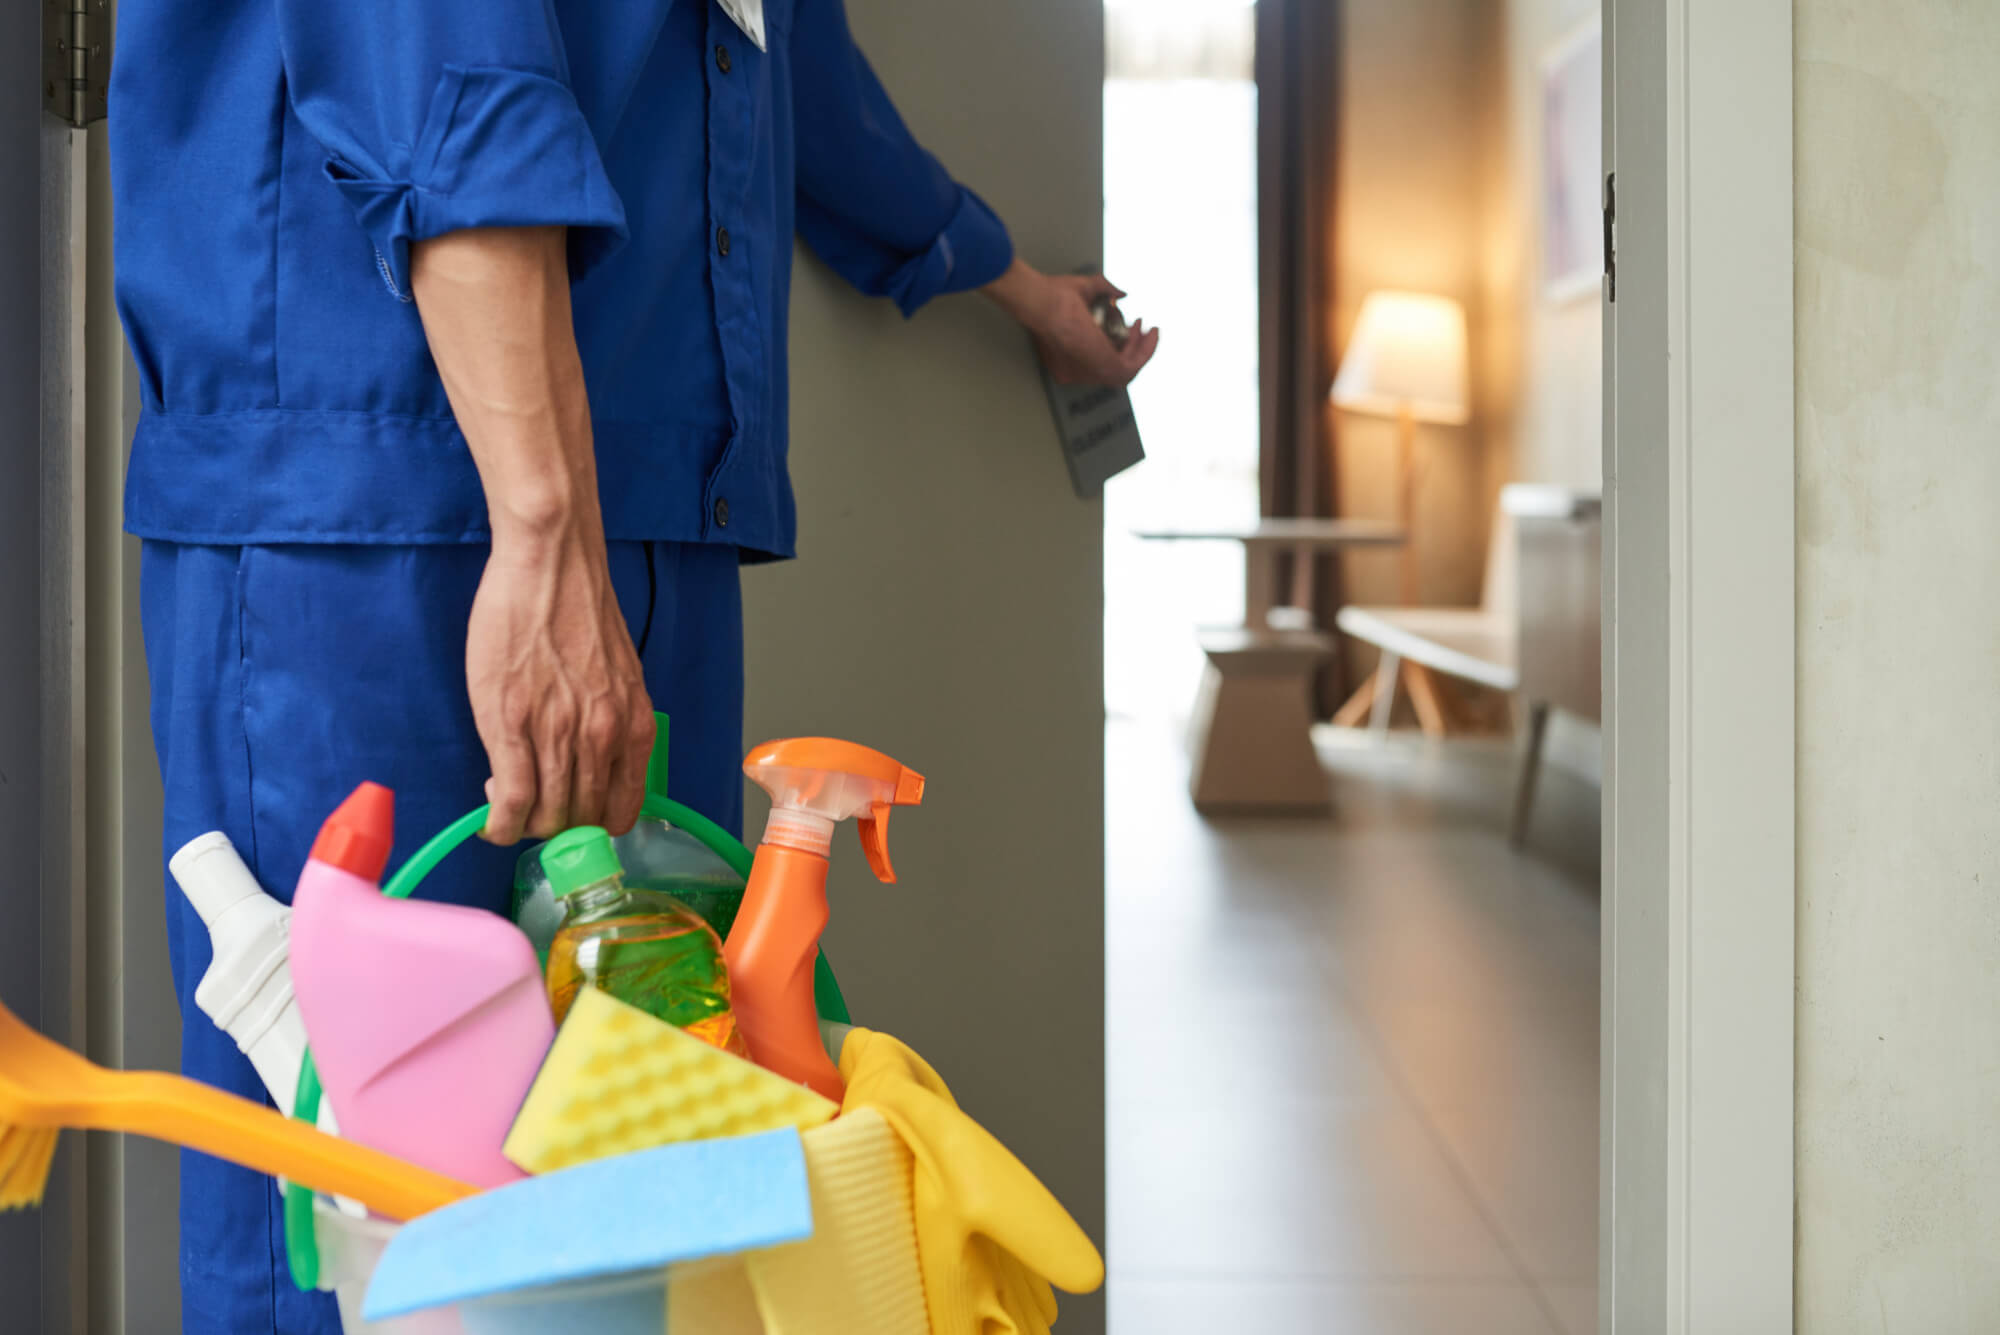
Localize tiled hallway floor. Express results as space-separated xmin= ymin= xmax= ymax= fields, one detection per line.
xmin=1107 ymin=720 xmax=1600 ymax=1335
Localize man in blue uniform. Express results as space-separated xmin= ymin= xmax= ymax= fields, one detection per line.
xmin=112 ymin=0 xmax=1156 ymax=1328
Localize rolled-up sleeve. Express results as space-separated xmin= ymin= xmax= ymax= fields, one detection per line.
xmin=790 ymin=0 xmax=1014 ymax=318
xmin=277 ymin=3 xmax=627 ymax=300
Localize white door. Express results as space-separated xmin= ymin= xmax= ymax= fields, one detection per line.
xmin=1601 ymin=0 xmax=1795 ymax=1330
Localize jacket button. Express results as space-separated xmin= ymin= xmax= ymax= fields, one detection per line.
xmin=713 ymin=497 xmax=731 ymax=528
xmin=716 ymin=44 xmax=731 ymax=73
xmin=716 ymin=226 xmax=731 ymax=257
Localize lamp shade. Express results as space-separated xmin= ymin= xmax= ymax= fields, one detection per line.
xmin=1330 ymin=291 xmax=1470 ymax=425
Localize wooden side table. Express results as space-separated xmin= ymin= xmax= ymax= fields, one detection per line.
xmin=1136 ymin=520 xmax=1406 ymax=814
xmin=1187 ymin=627 xmax=1338 ymax=813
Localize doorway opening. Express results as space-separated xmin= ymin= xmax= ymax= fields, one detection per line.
xmin=1103 ymin=5 xmax=1602 ymax=1332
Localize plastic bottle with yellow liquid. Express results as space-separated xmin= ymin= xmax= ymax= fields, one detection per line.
xmin=541 ymin=825 xmax=747 ymax=1056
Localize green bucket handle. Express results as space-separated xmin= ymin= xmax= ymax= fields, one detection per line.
xmin=282 ymin=742 xmax=851 ymax=1290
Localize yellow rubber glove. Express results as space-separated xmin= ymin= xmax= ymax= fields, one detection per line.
xmin=837 ymin=1028 xmax=1104 ymax=1335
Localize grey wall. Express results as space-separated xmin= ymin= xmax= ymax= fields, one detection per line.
xmin=742 ymin=1 xmax=1107 ymax=1331
xmin=32 ymin=115 xmax=88 ymax=1335
xmin=4 ymin=0 xmax=48 ymax=1315
xmin=1794 ymin=3 xmax=2000 ymax=1329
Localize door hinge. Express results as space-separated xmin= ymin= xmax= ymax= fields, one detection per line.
xmin=1603 ymin=171 xmax=1617 ymax=303
xmin=43 ymin=0 xmax=110 ymax=128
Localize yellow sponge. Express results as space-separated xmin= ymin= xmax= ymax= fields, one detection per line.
xmin=502 ymin=986 xmax=838 ymax=1175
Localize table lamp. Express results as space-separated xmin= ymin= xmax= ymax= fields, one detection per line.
xmin=1330 ymin=290 xmax=1470 ymax=603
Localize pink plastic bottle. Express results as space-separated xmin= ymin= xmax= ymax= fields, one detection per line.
xmin=289 ymin=783 xmax=554 ymax=1189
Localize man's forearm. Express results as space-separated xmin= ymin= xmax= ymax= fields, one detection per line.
xmin=980 ymin=256 xmax=1056 ymax=327
xmin=410 ymin=226 xmax=597 ymax=544
xmin=407 ymin=225 xmax=653 ymax=844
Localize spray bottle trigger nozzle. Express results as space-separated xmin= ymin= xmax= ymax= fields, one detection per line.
xmin=858 ymin=803 xmax=896 ymax=883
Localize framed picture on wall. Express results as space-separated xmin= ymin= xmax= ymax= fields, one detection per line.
xmin=1541 ymin=16 xmax=1602 ymax=303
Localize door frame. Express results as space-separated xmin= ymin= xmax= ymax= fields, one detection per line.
xmin=27 ymin=109 xmax=89 ymax=1335
xmin=33 ymin=62 xmax=179 ymax=1335
xmin=1602 ymin=1 xmax=1795 ymax=1331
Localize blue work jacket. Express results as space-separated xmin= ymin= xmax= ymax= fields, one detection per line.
xmin=111 ymin=0 xmax=1013 ymax=559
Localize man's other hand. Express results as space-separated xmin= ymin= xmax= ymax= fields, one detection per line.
xmin=984 ymin=260 xmax=1161 ymax=387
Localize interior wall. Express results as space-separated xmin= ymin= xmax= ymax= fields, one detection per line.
xmin=1794 ymin=4 xmax=2000 ymax=1329
xmin=1478 ymin=0 xmax=1602 ymax=501
xmin=1335 ymin=0 xmax=1495 ymax=613
xmin=1338 ymin=0 xmax=1604 ymax=604
xmin=741 ymin=1 xmax=1107 ymax=1331
xmin=1480 ymin=0 xmax=1604 ymax=776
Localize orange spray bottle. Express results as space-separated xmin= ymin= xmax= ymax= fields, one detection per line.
xmin=723 ymin=739 xmax=925 ymax=1101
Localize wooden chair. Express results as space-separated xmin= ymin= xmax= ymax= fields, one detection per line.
xmin=1331 ymin=485 xmax=1601 ymax=845
xmin=1330 ymin=507 xmax=1520 ymax=738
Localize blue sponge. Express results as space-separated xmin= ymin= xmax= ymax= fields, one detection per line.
xmin=363 ymin=1128 xmax=814 ymax=1319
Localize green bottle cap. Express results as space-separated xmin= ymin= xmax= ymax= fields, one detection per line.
xmin=541 ymin=826 xmax=623 ymax=897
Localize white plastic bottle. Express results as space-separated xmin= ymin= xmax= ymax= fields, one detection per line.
xmin=170 ymin=831 xmax=332 ymax=1129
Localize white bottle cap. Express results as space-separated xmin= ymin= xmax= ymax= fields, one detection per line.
xmin=169 ymin=832 xmax=268 ymax=927
xmin=764 ymin=806 xmax=836 ymax=858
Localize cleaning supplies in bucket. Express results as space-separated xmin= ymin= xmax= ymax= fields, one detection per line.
xmin=541 ymin=826 xmax=746 ymax=1055
xmin=170 ymin=831 xmax=330 ymax=1126
xmin=290 ymin=782 xmax=554 ymax=1189
xmin=725 ymin=738 xmax=925 ymax=1101
xmin=239 ymin=734 xmax=1112 ymax=1334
